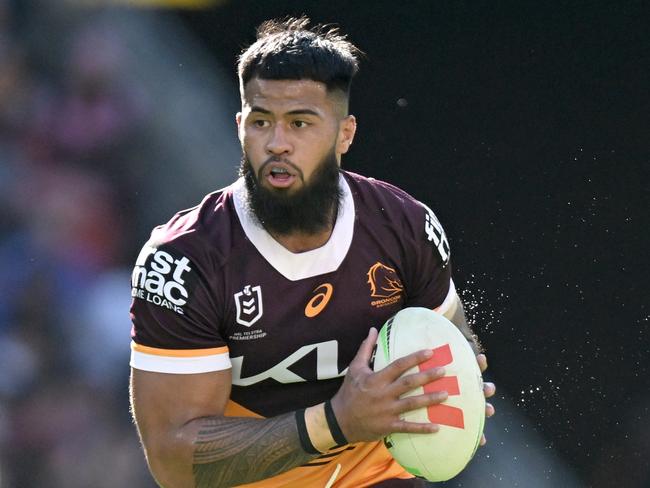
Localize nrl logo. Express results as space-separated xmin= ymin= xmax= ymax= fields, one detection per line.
xmin=234 ymin=285 xmax=263 ymax=327
xmin=367 ymin=262 xmax=404 ymax=309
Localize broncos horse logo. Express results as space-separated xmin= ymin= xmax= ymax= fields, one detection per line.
xmin=367 ymin=262 xmax=404 ymax=298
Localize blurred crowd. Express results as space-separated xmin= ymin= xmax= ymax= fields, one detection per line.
xmin=0 ymin=3 xmax=237 ymax=486
xmin=1 ymin=7 xmax=153 ymax=488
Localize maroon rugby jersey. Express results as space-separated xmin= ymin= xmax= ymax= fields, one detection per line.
xmin=130 ymin=171 xmax=456 ymax=487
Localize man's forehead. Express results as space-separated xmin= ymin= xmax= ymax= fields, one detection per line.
xmin=241 ymin=78 xmax=333 ymax=111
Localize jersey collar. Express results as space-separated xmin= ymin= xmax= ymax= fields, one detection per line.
xmin=232 ymin=173 xmax=355 ymax=281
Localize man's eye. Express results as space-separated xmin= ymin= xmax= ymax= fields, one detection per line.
xmin=293 ymin=120 xmax=309 ymax=128
xmin=253 ymin=120 xmax=269 ymax=128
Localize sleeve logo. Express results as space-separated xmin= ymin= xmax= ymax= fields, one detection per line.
xmin=422 ymin=204 xmax=450 ymax=267
xmin=131 ymin=244 xmax=195 ymax=315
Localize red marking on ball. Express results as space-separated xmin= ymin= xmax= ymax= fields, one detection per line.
xmin=419 ymin=344 xmax=465 ymax=429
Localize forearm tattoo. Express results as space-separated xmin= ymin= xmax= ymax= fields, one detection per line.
xmin=192 ymin=412 xmax=317 ymax=487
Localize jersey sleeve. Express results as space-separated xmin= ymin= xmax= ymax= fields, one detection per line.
xmin=129 ymin=237 xmax=230 ymax=374
xmin=403 ymin=200 xmax=457 ymax=315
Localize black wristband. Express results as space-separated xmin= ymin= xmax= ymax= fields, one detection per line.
xmin=324 ymin=400 xmax=348 ymax=446
xmin=295 ymin=409 xmax=320 ymax=455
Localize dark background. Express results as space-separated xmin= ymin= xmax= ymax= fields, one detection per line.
xmin=176 ymin=1 xmax=649 ymax=483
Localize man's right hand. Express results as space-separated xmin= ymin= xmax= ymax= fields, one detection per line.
xmin=330 ymin=327 xmax=448 ymax=444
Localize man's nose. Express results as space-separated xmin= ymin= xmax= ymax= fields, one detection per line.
xmin=266 ymin=124 xmax=292 ymax=155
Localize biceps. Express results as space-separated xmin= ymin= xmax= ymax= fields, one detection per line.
xmin=130 ymin=368 xmax=232 ymax=442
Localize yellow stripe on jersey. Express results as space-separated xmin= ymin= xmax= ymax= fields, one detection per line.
xmin=232 ymin=440 xmax=413 ymax=488
xmin=224 ymin=400 xmax=263 ymax=419
xmin=131 ymin=342 xmax=229 ymax=357
xmin=130 ymin=341 xmax=231 ymax=374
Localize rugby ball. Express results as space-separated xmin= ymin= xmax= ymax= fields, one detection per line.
xmin=372 ymin=307 xmax=485 ymax=482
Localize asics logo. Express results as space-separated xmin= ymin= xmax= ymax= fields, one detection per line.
xmin=305 ymin=283 xmax=333 ymax=318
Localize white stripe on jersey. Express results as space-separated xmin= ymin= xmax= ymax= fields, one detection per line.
xmin=130 ymin=346 xmax=231 ymax=374
xmin=434 ymin=279 xmax=457 ymax=316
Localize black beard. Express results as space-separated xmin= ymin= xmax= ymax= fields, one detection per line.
xmin=240 ymin=151 xmax=343 ymax=236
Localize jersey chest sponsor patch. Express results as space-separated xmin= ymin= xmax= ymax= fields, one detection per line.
xmin=230 ymin=339 xmax=348 ymax=386
xmin=131 ymin=244 xmax=197 ymax=315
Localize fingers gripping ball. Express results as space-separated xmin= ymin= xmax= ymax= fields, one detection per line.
xmin=372 ymin=307 xmax=485 ymax=482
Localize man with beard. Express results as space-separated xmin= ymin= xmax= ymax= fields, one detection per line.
xmin=129 ymin=17 xmax=495 ymax=488
xmin=241 ymin=147 xmax=342 ymax=239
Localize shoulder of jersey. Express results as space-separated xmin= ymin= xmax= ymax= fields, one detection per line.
xmin=147 ymin=185 xmax=235 ymax=263
xmin=343 ymin=171 xmax=428 ymax=230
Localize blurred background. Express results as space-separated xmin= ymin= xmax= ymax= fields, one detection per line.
xmin=0 ymin=0 xmax=646 ymax=487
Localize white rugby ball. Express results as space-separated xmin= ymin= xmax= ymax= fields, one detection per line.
xmin=372 ymin=307 xmax=485 ymax=482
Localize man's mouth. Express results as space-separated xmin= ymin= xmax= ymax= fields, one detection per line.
xmin=264 ymin=162 xmax=298 ymax=188
xmin=270 ymin=167 xmax=290 ymax=179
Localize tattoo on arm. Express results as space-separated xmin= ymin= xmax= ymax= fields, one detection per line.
xmin=192 ymin=412 xmax=317 ymax=487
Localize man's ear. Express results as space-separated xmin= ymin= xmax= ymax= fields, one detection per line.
xmin=337 ymin=115 xmax=357 ymax=155
xmin=236 ymin=112 xmax=243 ymax=142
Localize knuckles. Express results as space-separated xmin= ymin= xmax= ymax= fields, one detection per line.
xmin=400 ymin=374 xmax=419 ymax=389
xmin=399 ymin=368 xmax=444 ymax=392
xmin=337 ymin=348 xmax=455 ymax=441
xmin=392 ymin=352 xmax=423 ymax=371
